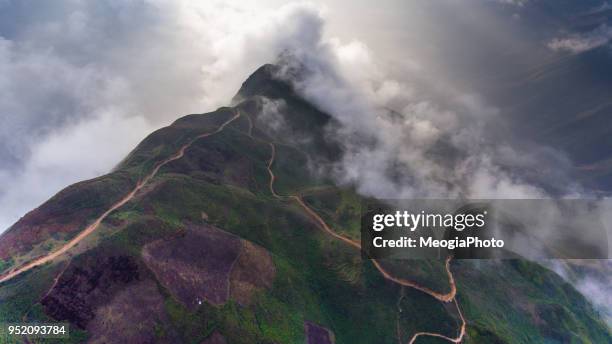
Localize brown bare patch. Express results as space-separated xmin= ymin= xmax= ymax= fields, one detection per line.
xmin=229 ymin=240 xmax=276 ymax=306
xmin=41 ymin=254 xmax=148 ymax=331
xmin=305 ymin=321 xmax=335 ymax=344
xmin=142 ymin=224 xmax=242 ymax=309
xmin=87 ymin=280 xmax=171 ymax=344
xmin=141 ymin=223 xmax=276 ymax=309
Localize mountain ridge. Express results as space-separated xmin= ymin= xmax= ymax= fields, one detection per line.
xmin=0 ymin=64 xmax=610 ymax=343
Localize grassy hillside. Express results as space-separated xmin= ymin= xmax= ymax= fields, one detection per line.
xmin=0 ymin=65 xmax=609 ymax=343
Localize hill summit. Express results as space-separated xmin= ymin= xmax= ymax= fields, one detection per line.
xmin=0 ymin=63 xmax=610 ymax=343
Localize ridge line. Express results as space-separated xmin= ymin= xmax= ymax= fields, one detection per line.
xmin=0 ymin=110 xmax=241 ymax=284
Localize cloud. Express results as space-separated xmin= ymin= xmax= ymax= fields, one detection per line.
xmin=576 ymin=275 xmax=612 ymax=325
xmin=0 ymin=1 xmax=602 ymax=251
xmin=0 ymin=0 xmax=333 ymax=231
xmin=548 ymin=25 xmax=612 ymax=53
xmin=257 ymin=98 xmax=288 ymax=134
xmin=0 ymin=112 xmax=154 ymax=230
xmin=270 ymin=22 xmax=580 ymax=200
xmin=0 ymin=0 xmax=608 ymax=321
xmin=491 ymin=0 xmax=529 ymax=7
xmin=258 ymin=1 xmax=609 ymax=262
xmin=547 ymin=260 xmax=612 ymax=325
xmin=2 ymin=0 xmax=586 ymax=231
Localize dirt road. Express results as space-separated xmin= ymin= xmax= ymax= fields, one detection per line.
xmin=265 ymin=141 xmax=465 ymax=343
xmin=0 ymin=111 xmax=241 ymax=284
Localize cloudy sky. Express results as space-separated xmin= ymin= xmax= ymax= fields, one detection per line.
xmin=0 ymin=0 xmax=611 ymax=322
xmin=1 ymin=0 xmax=611 ymax=233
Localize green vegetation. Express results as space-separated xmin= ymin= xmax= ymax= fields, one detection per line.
xmin=0 ymin=258 xmax=13 ymax=273
xmin=0 ymin=66 xmax=610 ymax=343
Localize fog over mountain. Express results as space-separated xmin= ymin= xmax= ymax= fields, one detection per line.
xmin=1 ymin=0 xmax=611 ymax=231
xmin=1 ymin=1 xmax=611 ymax=341
xmin=0 ymin=0 xmax=326 ymax=231
xmin=4 ymin=0 xmax=611 ymax=232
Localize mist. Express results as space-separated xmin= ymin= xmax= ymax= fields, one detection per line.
xmin=0 ymin=0 xmax=609 ymax=320
xmin=2 ymin=0 xmax=604 ymax=230
xmin=0 ymin=0 xmax=326 ymax=231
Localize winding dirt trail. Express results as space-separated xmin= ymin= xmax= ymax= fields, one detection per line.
xmin=2 ymin=107 xmax=465 ymax=343
xmin=266 ymin=140 xmax=456 ymax=301
xmin=407 ymin=299 xmax=466 ymax=344
xmin=265 ymin=141 xmax=466 ymax=343
xmin=41 ymin=258 xmax=72 ymax=300
xmin=0 ymin=111 xmax=241 ymax=285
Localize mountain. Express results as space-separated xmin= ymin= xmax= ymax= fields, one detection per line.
xmin=0 ymin=64 xmax=610 ymax=343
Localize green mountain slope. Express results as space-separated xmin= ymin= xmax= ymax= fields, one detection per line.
xmin=0 ymin=65 xmax=609 ymax=344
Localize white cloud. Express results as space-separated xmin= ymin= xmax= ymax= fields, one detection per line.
xmin=547 ymin=260 xmax=612 ymax=325
xmin=548 ymin=25 xmax=612 ymax=53
xmin=257 ymin=98 xmax=288 ymax=134
xmin=0 ymin=0 xmax=609 ymax=320
xmin=576 ymin=275 xmax=612 ymax=325
xmin=251 ymin=1 xmax=611 ymax=264
xmin=0 ymin=0 xmax=608 ymax=331
xmin=494 ymin=0 xmax=529 ymax=6
xmin=269 ymin=26 xmax=576 ymax=200
xmin=0 ymin=0 xmax=333 ymax=231
xmin=0 ymin=112 xmax=154 ymax=230
xmin=0 ymin=1 xmax=602 ymax=239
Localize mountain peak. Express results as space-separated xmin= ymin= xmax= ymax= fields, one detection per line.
xmin=233 ymin=52 xmax=311 ymax=104
xmin=233 ymin=64 xmax=294 ymax=103
xmin=1 ymin=59 xmax=610 ymax=344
